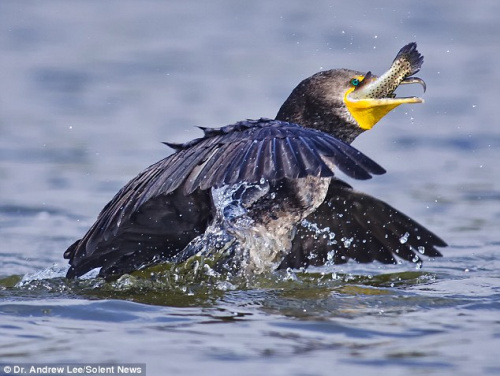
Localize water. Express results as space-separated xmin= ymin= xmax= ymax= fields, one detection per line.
xmin=1 ymin=1 xmax=499 ymax=375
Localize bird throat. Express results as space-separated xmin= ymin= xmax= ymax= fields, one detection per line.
xmin=343 ymin=87 xmax=402 ymax=130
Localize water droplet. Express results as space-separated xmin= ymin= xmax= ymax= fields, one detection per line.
xmin=327 ymin=250 xmax=335 ymax=261
xmin=399 ymin=232 xmax=410 ymax=244
xmin=341 ymin=237 xmax=353 ymax=248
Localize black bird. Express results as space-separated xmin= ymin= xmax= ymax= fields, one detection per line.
xmin=64 ymin=42 xmax=446 ymax=279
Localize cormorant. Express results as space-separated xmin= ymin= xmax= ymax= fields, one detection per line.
xmin=64 ymin=42 xmax=446 ymax=279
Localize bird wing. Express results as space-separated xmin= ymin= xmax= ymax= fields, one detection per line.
xmin=280 ymin=179 xmax=446 ymax=269
xmin=65 ymin=118 xmax=385 ymax=278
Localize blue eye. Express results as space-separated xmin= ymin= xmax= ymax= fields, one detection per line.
xmin=350 ymin=78 xmax=360 ymax=86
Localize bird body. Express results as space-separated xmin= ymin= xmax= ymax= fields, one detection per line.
xmin=64 ymin=43 xmax=446 ymax=280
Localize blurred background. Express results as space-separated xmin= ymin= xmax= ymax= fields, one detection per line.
xmin=1 ymin=1 xmax=498 ymax=274
xmin=0 ymin=1 xmax=499 ymax=374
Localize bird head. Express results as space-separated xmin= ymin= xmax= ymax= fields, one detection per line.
xmin=276 ymin=43 xmax=426 ymax=144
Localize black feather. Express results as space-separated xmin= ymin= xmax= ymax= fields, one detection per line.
xmin=163 ymin=142 xmax=185 ymax=151
xmin=280 ymin=180 xmax=445 ymax=269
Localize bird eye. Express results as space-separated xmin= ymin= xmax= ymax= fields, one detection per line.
xmin=350 ymin=78 xmax=360 ymax=86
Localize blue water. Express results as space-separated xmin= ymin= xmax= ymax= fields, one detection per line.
xmin=1 ymin=1 xmax=499 ymax=375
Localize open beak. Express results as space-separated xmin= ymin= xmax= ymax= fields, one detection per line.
xmin=344 ymin=74 xmax=427 ymax=130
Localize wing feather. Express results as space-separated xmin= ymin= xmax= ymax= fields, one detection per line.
xmin=280 ymin=179 xmax=446 ymax=269
xmin=65 ymin=118 xmax=389 ymax=278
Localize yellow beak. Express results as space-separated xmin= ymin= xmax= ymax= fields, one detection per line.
xmin=344 ymin=77 xmax=426 ymax=131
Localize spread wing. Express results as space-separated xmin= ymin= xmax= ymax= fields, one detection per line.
xmin=65 ymin=118 xmax=386 ymax=278
xmin=280 ymin=179 xmax=446 ymax=269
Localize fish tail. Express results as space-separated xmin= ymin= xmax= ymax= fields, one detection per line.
xmin=393 ymin=42 xmax=424 ymax=76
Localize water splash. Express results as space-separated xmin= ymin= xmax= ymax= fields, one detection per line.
xmin=300 ymin=219 xmax=337 ymax=244
xmin=16 ymin=263 xmax=71 ymax=287
xmin=16 ymin=263 xmax=102 ymax=288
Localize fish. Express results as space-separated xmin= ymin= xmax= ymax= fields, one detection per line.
xmin=349 ymin=42 xmax=426 ymax=100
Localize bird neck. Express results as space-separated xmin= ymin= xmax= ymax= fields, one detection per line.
xmin=275 ymin=97 xmax=364 ymax=145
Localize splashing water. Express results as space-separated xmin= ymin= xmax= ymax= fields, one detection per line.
xmin=16 ymin=264 xmax=71 ymax=287
xmin=300 ymin=219 xmax=337 ymax=244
